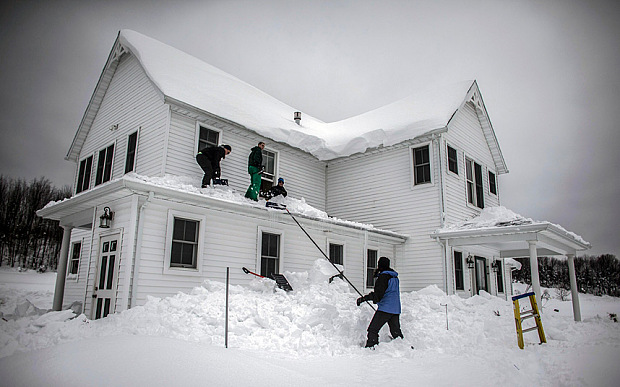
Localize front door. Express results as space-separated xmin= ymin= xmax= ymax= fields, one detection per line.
xmin=92 ymin=234 xmax=120 ymax=319
xmin=474 ymin=256 xmax=488 ymax=294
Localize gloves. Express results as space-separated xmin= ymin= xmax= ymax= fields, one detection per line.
xmin=356 ymin=295 xmax=369 ymax=306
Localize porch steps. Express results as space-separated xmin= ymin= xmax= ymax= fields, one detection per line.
xmin=512 ymin=292 xmax=546 ymax=349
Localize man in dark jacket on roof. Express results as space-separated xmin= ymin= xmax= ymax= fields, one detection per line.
xmin=196 ymin=144 xmax=231 ymax=188
xmin=356 ymin=256 xmax=403 ymax=347
xmin=245 ymin=142 xmax=265 ymax=201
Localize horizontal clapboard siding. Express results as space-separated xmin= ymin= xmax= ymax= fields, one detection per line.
xmin=62 ymin=228 xmax=92 ymax=310
xmin=327 ymin=141 xmax=444 ymax=291
xmin=75 ymin=54 xmax=168 ymax=191
xmin=165 ymin=111 xmax=327 ymax=210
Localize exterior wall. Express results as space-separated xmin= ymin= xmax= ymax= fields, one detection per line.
xmin=74 ymin=54 xmax=169 ymax=193
xmin=130 ymin=196 xmax=402 ymax=307
xmin=62 ymin=227 xmax=93 ymax=311
xmin=326 ymin=139 xmax=444 ymax=292
xmin=165 ymin=111 xmax=327 ymax=210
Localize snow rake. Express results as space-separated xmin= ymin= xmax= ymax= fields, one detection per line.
xmin=284 ymin=208 xmax=376 ymax=311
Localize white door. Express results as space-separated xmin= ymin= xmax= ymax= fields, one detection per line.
xmin=92 ymin=234 xmax=120 ymax=319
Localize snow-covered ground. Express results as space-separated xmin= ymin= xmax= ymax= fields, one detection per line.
xmin=0 ymin=263 xmax=619 ymax=387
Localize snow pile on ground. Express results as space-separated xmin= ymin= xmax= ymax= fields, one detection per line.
xmin=1 ymin=264 xmax=619 ymax=386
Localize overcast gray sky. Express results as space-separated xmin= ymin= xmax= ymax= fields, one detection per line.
xmin=1 ymin=0 xmax=618 ymax=257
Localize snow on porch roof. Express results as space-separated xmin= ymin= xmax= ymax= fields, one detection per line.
xmin=118 ymin=29 xmax=473 ymax=160
xmin=431 ymin=206 xmax=590 ymax=257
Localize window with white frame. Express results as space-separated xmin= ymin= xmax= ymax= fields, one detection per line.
xmin=447 ymin=145 xmax=458 ymax=175
xmin=488 ymin=171 xmax=497 ymax=195
xmin=496 ymin=260 xmax=504 ymax=293
xmin=465 ymin=157 xmax=484 ymax=208
xmin=366 ymin=249 xmax=378 ymax=287
xmin=329 ymin=243 xmax=344 ymax=265
xmin=76 ymin=155 xmax=92 ymax=194
xmin=412 ymin=145 xmax=431 ymax=185
xmin=197 ymin=124 xmax=221 ymax=151
xmin=260 ymin=232 xmax=280 ymax=278
xmin=454 ymin=251 xmax=464 ymax=291
xmin=68 ymin=242 xmax=81 ymax=275
xmin=259 ymin=149 xmax=277 ymax=197
xmin=95 ymin=144 xmax=114 ymax=186
xmin=124 ymin=131 xmax=138 ymax=174
xmin=170 ymin=217 xmax=199 ymax=269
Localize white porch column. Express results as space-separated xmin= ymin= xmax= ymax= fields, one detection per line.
xmin=53 ymin=225 xmax=73 ymax=311
xmin=567 ymin=253 xmax=582 ymax=322
xmin=528 ymin=240 xmax=542 ymax=310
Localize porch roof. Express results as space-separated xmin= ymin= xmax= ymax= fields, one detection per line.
xmin=431 ymin=207 xmax=590 ymax=257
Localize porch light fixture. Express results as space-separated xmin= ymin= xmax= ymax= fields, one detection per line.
xmin=99 ymin=207 xmax=114 ymax=228
xmin=466 ymin=255 xmax=475 ymax=269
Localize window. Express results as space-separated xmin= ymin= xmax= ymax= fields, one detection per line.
xmin=259 ymin=149 xmax=277 ymax=197
xmin=366 ymin=249 xmax=378 ymax=287
xmin=261 ymin=232 xmax=280 ymax=278
xmin=447 ymin=145 xmax=458 ymax=174
xmin=68 ymin=242 xmax=82 ymax=275
xmin=466 ymin=157 xmax=484 ymax=208
xmin=124 ymin=131 xmax=138 ymax=174
xmin=413 ymin=145 xmax=431 ymax=185
xmin=95 ymin=144 xmax=114 ymax=186
xmin=496 ymin=260 xmax=504 ymax=293
xmin=170 ymin=217 xmax=199 ymax=268
xmin=197 ymin=125 xmax=220 ymax=151
xmin=76 ymin=155 xmax=92 ymax=194
xmin=454 ymin=251 xmax=464 ymax=291
xmin=329 ymin=243 xmax=344 ymax=265
xmin=488 ymin=171 xmax=497 ymax=195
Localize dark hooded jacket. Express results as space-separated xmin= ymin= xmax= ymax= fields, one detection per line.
xmin=248 ymin=146 xmax=263 ymax=168
xmin=370 ymin=269 xmax=401 ymax=314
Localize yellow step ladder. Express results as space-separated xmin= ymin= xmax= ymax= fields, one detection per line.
xmin=512 ymin=292 xmax=546 ymax=349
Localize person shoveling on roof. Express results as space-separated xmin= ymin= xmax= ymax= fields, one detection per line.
xmin=356 ymin=256 xmax=404 ymax=347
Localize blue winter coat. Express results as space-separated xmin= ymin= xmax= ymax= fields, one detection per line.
xmin=371 ymin=269 xmax=401 ymax=314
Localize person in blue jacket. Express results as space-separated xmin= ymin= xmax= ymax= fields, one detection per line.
xmin=356 ymin=256 xmax=403 ymax=347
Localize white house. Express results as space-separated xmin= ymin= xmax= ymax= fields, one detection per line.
xmin=38 ymin=30 xmax=590 ymax=321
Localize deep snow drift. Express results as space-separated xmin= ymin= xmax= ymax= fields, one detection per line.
xmin=1 ymin=262 xmax=619 ymax=386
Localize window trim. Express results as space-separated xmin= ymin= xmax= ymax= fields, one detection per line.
xmin=465 ymin=156 xmax=485 ymax=209
xmin=95 ymin=141 xmax=116 ymax=186
xmin=409 ymin=142 xmax=433 ymax=187
xmin=327 ymin=239 xmax=346 ymax=268
xmin=488 ymin=170 xmax=497 ymax=196
xmin=67 ymin=240 xmax=83 ymax=281
xmin=124 ymin=129 xmax=140 ymax=174
xmin=163 ymin=209 xmax=206 ymax=276
xmin=256 ymin=226 xmax=284 ymax=277
xmin=76 ymin=154 xmax=93 ymax=194
xmin=447 ymin=144 xmax=459 ymax=176
xmin=195 ymin=122 xmax=223 ymax=152
xmin=365 ymin=247 xmax=379 ymax=289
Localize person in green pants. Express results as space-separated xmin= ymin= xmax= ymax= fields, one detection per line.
xmin=245 ymin=141 xmax=265 ymax=201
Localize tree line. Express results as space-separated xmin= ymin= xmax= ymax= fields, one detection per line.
xmin=0 ymin=175 xmax=71 ymax=270
xmin=512 ymin=254 xmax=620 ymax=297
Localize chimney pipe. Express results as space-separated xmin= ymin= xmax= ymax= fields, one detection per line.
xmin=294 ymin=111 xmax=301 ymax=125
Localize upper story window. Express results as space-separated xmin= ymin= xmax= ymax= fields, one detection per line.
xmin=197 ymin=125 xmax=220 ymax=151
xmin=76 ymin=155 xmax=93 ymax=194
xmin=95 ymin=144 xmax=114 ymax=186
xmin=488 ymin=171 xmax=497 ymax=195
xmin=465 ymin=157 xmax=484 ymax=209
xmin=124 ymin=131 xmax=138 ymax=174
xmin=261 ymin=231 xmax=280 ymax=278
xmin=329 ymin=243 xmax=344 ymax=265
xmin=170 ymin=217 xmax=199 ymax=269
xmin=259 ymin=149 xmax=277 ymax=197
xmin=447 ymin=145 xmax=458 ymax=175
xmin=366 ymin=249 xmax=378 ymax=288
xmin=412 ymin=145 xmax=431 ymax=185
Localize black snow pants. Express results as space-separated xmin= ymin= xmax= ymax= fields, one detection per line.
xmin=196 ymin=153 xmax=215 ymax=187
xmin=366 ymin=310 xmax=403 ymax=347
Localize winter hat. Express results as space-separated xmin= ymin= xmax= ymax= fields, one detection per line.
xmin=222 ymin=144 xmax=232 ymax=152
xmin=378 ymin=256 xmax=390 ymax=271
xmin=278 ymin=177 xmax=284 ymax=183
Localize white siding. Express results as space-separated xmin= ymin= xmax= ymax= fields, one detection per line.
xmin=165 ymin=111 xmax=327 ymax=210
xmin=62 ymin=228 xmax=92 ymax=310
xmin=326 ymin=140 xmax=444 ymax=292
xmin=75 ymin=54 xmax=169 ymax=192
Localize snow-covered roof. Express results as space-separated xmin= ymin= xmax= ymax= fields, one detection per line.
xmin=117 ymin=30 xmax=473 ymax=160
xmin=432 ymin=206 xmax=590 ymax=255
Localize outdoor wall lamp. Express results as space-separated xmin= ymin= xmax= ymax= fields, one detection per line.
xmin=99 ymin=207 xmax=114 ymax=228
xmin=466 ymin=255 xmax=475 ymax=269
